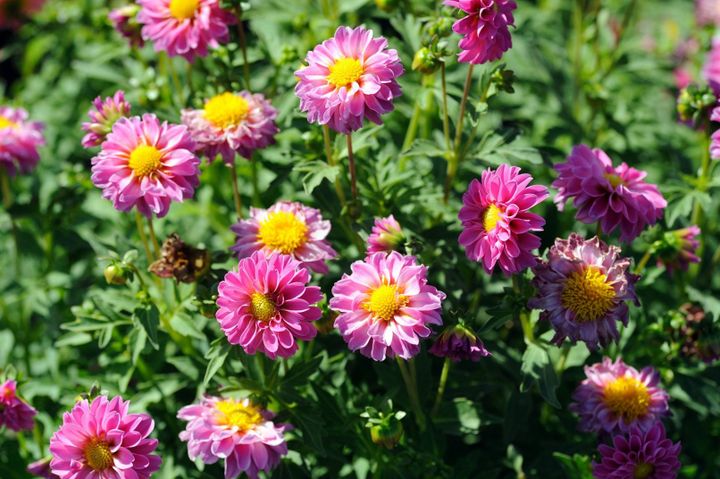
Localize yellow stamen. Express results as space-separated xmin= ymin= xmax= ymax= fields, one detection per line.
xmin=250 ymin=293 xmax=276 ymax=322
xmin=128 ymin=144 xmax=163 ymax=178
xmin=633 ymin=463 xmax=655 ymax=479
xmin=169 ymin=0 xmax=199 ymax=20
xmin=482 ymin=204 xmax=503 ymax=232
xmin=364 ymin=284 xmax=408 ymax=322
xmin=603 ymin=376 xmax=651 ymax=422
xmin=0 ymin=116 xmax=17 ymax=130
xmin=257 ymin=211 xmax=308 ymax=254
xmin=215 ymin=399 xmax=263 ymax=431
xmin=604 ymin=172 xmax=625 ymax=188
xmin=84 ymin=438 xmax=113 ymax=471
xmin=327 ymin=57 xmax=364 ymax=89
xmin=561 ymin=267 xmax=616 ymax=322
xmin=203 ymin=92 xmax=250 ymax=129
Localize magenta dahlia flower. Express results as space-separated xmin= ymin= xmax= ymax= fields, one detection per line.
xmin=181 ymin=91 xmax=278 ymax=164
xmin=704 ymin=37 xmax=720 ymax=95
xmin=49 ymin=395 xmax=161 ymax=479
xmin=570 ymin=357 xmax=669 ymax=435
xmin=216 ymin=251 xmax=323 ymax=359
xmin=137 ymin=0 xmax=235 ymax=62
xmin=529 ymin=234 xmax=639 ymax=350
xmin=0 ymin=379 xmax=36 ymax=432
xmin=109 ymin=5 xmax=144 ymax=48
xmin=330 ymin=251 xmax=445 ymax=361
xmin=593 ymin=422 xmax=681 ymax=479
xmin=697 ymin=0 xmax=720 ymax=26
xmin=230 ymin=201 xmax=337 ymax=274
xmin=27 ymin=457 xmax=59 ymax=479
xmin=458 ymin=164 xmax=548 ymax=275
xmin=0 ymin=106 xmax=44 ymax=176
xmin=443 ymin=0 xmax=517 ymax=65
xmin=658 ymin=225 xmax=701 ymax=274
xmin=710 ymin=106 xmax=720 ymax=160
xmin=81 ymin=91 xmax=132 ymax=148
xmin=367 ymin=215 xmax=405 ymax=255
xmin=295 ymin=26 xmax=404 ymax=134
xmin=90 ymin=114 xmax=200 ymax=218
xmin=553 ymin=145 xmax=667 ymax=243
xmin=178 ymin=396 xmax=289 ymax=479
xmin=428 ymin=324 xmax=490 ymax=362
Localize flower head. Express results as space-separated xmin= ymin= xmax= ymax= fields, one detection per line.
xmin=49 ymin=395 xmax=161 ymax=479
xmin=0 ymin=379 xmax=37 ymax=432
xmin=181 ymin=91 xmax=278 ymax=164
xmin=704 ymin=37 xmax=720 ymax=95
xmin=231 ymin=201 xmax=337 ymax=274
xmin=295 ymin=26 xmax=404 ymax=134
xmin=570 ymin=357 xmax=669 ymax=434
xmin=428 ymin=324 xmax=490 ymax=362
xmin=178 ymin=396 xmax=289 ymax=479
xmin=553 ymin=145 xmax=667 ymax=242
xmin=0 ymin=106 xmax=45 ymax=176
xmin=216 ymin=251 xmax=323 ymax=359
xmin=81 ymin=91 xmax=132 ymax=148
xmin=149 ymin=233 xmax=210 ymax=283
xmin=109 ymin=5 xmax=144 ymax=48
xmin=458 ymin=164 xmax=548 ymax=275
xmin=367 ymin=215 xmax=405 ymax=255
xmin=0 ymin=0 xmax=45 ymax=29
xmin=443 ymin=0 xmax=517 ymax=65
xmin=90 ymin=114 xmax=200 ymax=218
xmin=27 ymin=457 xmax=59 ymax=479
xmin=330 ymin=251 xmax=445 ymax=361
xmin=710 ymin=105 xmax=720 ymax=160
xmin=697 ymin=0 xmax=720 ymax=26
xmin=593 ymin=422 xmax=681 ymax=479
xmin=657 ymin=225 xmax=701 ymax=274
xmin=137 ymin=0 xmax=235 ymax=62
xmin=529 ymin=234 xmax=639 ymax=350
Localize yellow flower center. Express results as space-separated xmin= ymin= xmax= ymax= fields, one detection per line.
xmin=604 ymin=172 xmax=625 ymax=188
xmin=364 ymin=284 xmax=409 ymax=322
xmin=482 ymin=203 xmax=503 ymax=232
xmin=215 ymin=399 xmax=263 ymax=431
xmin=84 ymin=438 xmax=113 ymax=471
xmin=250 ymin=293 xmax=276 ymax=322
xmin=257 ymin=211 xmax=308 ymax=254
xmin=633 ymin=463 xmax=655 ymax=479
xmin=327 ymin=57 xmax=364 ymax=89
xmin=561 ymin=267 xmax=616 ymax=322
xmin=0 ymin=116 xmax=17 ymax=129
xmin=128 ymin=144 xmax=163 ymax=178
xmin=203 ymin=93 xmax=250 ymax=129
xmin=169 ymin=0 xmax=199 ymax=20
xmin=603 ymin=376 xmax=651 ymax=422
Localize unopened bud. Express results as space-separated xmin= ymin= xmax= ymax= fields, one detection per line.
xmin=412 ymin=47 xmax=440 ymax=75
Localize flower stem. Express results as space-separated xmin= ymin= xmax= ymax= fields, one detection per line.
xmin=691 ymin=132 xmax=712 ymax=228
xmin=135 ymin=211 xmax=154 ymax=264
xmin=323 ymin=125 xmax=347 ymax=207
xmin=634 ymin=249 xmax=653 ymax=275
xmin=346 ymin=133 xmax=358 ymax=207
xmin=431 ymin=357 xmax=452 ymax=417
xmin=146 ymin=216 xmax=161 ymax=259
xmin=396 ymin=357 xmax=426 ymax=430
xmin=250 ymin=155 xmax=261 ymax=206
xmin=512 ymin=275 xmax=534 ymax=343
xmin=444 ymin=64 xmax=475 ymax=203
xmin=440 ymin=62 xmax=451 ymax=153
xmin=1 ymin=168 xmax=19 ymax=277
xmin=230 ymin=160 xmax=243 ymax=218
xmin=235 ymin=6 xmax=251 ymax=89
xmin=399 ymin=100 xmax=422 ymax=171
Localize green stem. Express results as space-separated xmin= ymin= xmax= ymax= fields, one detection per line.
xmin=440 ymin=62 xmax=451 ymax=153
xmin=396 ymin=358 xmax=426 ymax=430
xmin=235 ymin=6 xmax=251 ymax=89
xmin=444 ymin=65 xmax=475 ymax=203
xmin=146 ymin=216 xmax=161 ymax=259
xmin=323 ymin=125 xmax=347 ymax=207
xmin=1 ymin=168 xmax=19 ymax=277
xmin=634 ymin=250 xmax=653 ymax=275
xmin=595 ymin=222 xmax=603 ymax=239
xmin=691 ymin=133 xmax=712 ymax=227
xmin=399 ymin=100 xmax=422 ymax=171
xmin=230 ymin=161 xmax=243 ymax=218
xmin=250 ymin=155 xmax=261 ymax=206
xmin=512 ymin=276 xmax=534 ymax=343
xmin=164 ymin=54 xmax=182 ymax=103
xmin=431 ymin=357 xmax=451 ymax=417
xmin=135 ymin=211 xmax=155 ymax=264
xmin=346 ymin=133 xmax=358 ymax=207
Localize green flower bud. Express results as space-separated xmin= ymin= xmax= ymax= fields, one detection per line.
xmin=412 ymin=47 xmax=440 ymax=75
xmin=370 ymin=420 xmax=404 ymax=449
xmin=677 ymin=84 xmax=716 ymax=125
xmin=103 ymin=263 xmax=132 ymax=285
xmin=428 ymin=17 xmax=454 ymax=38
xmin=375 ymin=0 xmax=399 ymax=13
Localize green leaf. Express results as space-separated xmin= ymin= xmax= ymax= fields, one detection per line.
xmin=167 ymin=357 xmax=199 ymax=380
xmin=203 ymin=339 xmax=231 ymax=387
xmin=169 ymin=312 xmax=206 ymax=340
xmin=686 ymin=286 xmax=720 ymax=322
xmin=293 ymin=159 xmax=340 ymax=195
xmin=0 ymin=331 xmax=14 ymax=366
xmin=134 ymin=305 xmax=160 ymax=350
xmin=520 ymin=343 xmax=560 ymax=408
xmin=553 ymin=452 xmax=593 ymax=478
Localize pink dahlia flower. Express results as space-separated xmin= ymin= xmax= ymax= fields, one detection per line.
xmin=428 ymin=324 xmax=490 ymax=362
xmin=0 ymin=379 xmax=37 ymax=432
xmin=27 ymin=457 xmax=59 ymax=479
xmin=90 ymin=114 xmax=200 ymax=218
xmin=594 ymin=423 xmax=681 ymax=479
xmin=704 ymin=37 xmax=720 ymax=95
xmin=570 ymin=357 xmax=669 ymax=435
xmin=330 ymin=251 xmax=445 ymax=361
xmin=109 ymin=5 xmax=145 ymax=48
xmin=216 ymin=251 xmax=323 ymax=359
xmin=178 ymin=396 xmax=289 ymax=479
xmin=181 ymin=91 xmax=278 ymax=164
xmin=529 ymin=234 xmax=639 ymax=350
xmin=553 ymin=145 xmax=667 ymax=243
xmin=367 ymin=215 xmax=405 ymax=255
xmin=658 ymin=225 xmax=701 ymax=274
xmin=137 ymin=0 xmax=235 ymax=62
xmin=0 ymin=106 xmax=44 ymax=176
xmin=49 ymin=395 xmax=161 ymax=479
xmin=81 ymin=91 xmax=132 ymax=148
xmin=230 ymin=201 xmax=337 ymax=274
xmin=458 ymin=164 xmax=548 ymax=275
xmin=295 ymin=26 xmax=404 ymax=134
xmin=443 ymin=0 xmax=517 ymax=65
xmin=710 ymin=106 xmax=720 ymax=160
xmin=697 ymin=0 xmax=720 ymax=27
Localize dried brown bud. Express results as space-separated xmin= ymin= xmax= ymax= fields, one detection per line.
xmin=149 ymin=233 xmax=210 ymax=283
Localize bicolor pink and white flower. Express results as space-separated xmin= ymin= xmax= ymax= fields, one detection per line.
xmin=367 ymin=215 xmax=404 ymax=255
xmin=553 ymin=145 xmax=667 ymax=242
xmin=443 ymin=0 xmax=517 ymax=65
xmin=570 ymin=357 xmax=669 ymax=435
xmin=90 ymin=114 xmax=200 ymax=218
xmin=0 ymin=379 xmax=37 ymax=432
xmin=295 ymin=26 xmax=404 ymax=134
xmin=178 ymin=396 xmax=289 ymax=479
xmin=137 ymin=0 xmax=235 ymax=62
xmin=330 ymin=251 xmax=445 ymax=361
xmin=109 ymin=5 xmax=145 ymax=48
xmin=81 ymin=91 xmax=132 ymax=148
xmin=458 ymin=164 xmax=548 ymax=275
xmin=529 ymin=234 xmax=639 ymax=350
xmin=0 ymin=106 xmax=44 ymax=176
xmin=49 ymin=395 xmax=161 ymax=479
xmin=230 ymin=201 xmax=337 ymax=274
xmin=181 ymin=91 xmax=278 ymax=164
xmin=216 ymin=251 xmax=323 ymax=359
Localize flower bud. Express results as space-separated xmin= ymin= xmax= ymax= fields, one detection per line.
xmin=104 ymin=263 xmax=132 ymax=285
xmin=375 ymin=0 xmax=399 ymax=13
xmin=367 ymin=215 xmax=405 ymax=255
xmin=109 ymin=4 xmax=144 ymax=48
xmin=655 ymin=226 xmax=701 ymax=274
xmin=412 ymin=47 xmax=440 ymax=75
xmin=677 ymin=84 xmax=716 ymax=125
xmin=429 ymin=324 xmax=491 ymax=362
xmin=149 ymin=233 xmax=210 ymax=283
xmin=370 ymin=419 xmax=404 ymax=449
xmin=428 ymin=17 xmax=454 ymax=38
